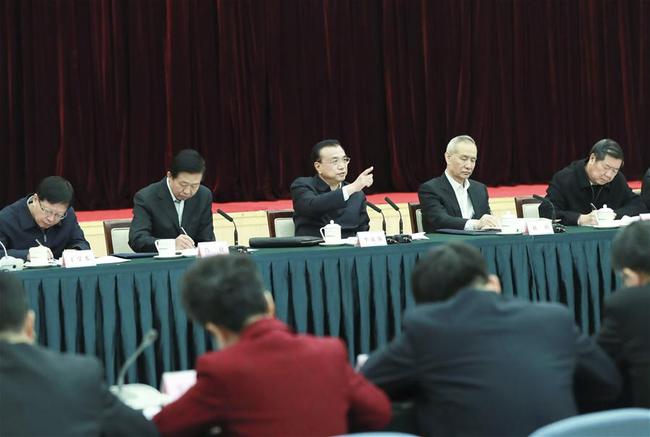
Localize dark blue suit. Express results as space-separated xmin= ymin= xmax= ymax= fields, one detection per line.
xmin=0 ymin=196 xmax=90 ymax=260
xmin=362 ymin=289 xmax=621 ymax=437
xmin=290 ymin=175 xmax=369 ymax=238
xmin=418 ymin=175 xmax=491 ymax=232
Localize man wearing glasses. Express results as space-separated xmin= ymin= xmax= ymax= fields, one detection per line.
xmin=291 ymin=139 xmax=374 ymax=238
xmin=540 ymin=139 xmax=646 ymax=225
xmin=0 ymin=176 xmax=90 ymax=260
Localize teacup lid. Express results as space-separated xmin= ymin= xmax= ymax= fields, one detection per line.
xmin=325 ymin=220 xmax=340 ymax=228
xmin=598 ymin=204 xmax=614 ymax=213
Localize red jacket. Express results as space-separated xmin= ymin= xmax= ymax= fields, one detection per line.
xmin=153 ymin=318 xmax=391 ymax=437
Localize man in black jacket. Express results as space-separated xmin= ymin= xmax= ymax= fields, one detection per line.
xmin=418 ymin=135 xmax=497 ymax=232
xmin=597 ymin=221 xmax=650 ymax=408
xmin=0 ymin=272 xmax=157 ymax=436
xmin=129 ymin=149 xmax=215 ymax=252
xmin=290 ymin=139 xmax=373 ymax=238
xmin=362 ymin=242 xmax=621 ymax=437
xmin=540 ymin=139 xmax=646 ymax=225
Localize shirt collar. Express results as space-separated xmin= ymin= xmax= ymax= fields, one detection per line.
xmin=314 ymin=175 xmax=344 ymax=192
xmin=17 ymin=196 xmax=42 ymax=231
xmin=444 ymin=170 xmax=470 ymax=191
xmin=165 ymin=177 xmax=183 ymax=203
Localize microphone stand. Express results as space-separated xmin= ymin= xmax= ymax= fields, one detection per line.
xmin=117 ymin=329 xmax=159 ymax=394
xmin=216 ymin=209 xmax=249 ymax=253
xmin=383 ymin=197 xmax=412 ymax=243
xmin=366 ymin=201 xmax=387 ymax=234
xmin=532 ymin=195 xmax=566 ymax=233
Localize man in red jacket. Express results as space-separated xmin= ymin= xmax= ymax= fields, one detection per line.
xmin=153 ymin=255 xmax=391 ymax=437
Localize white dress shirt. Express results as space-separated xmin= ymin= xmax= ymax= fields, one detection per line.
xmin=444 ymin=171 xmax=478 ymax=230
xmin=166 ymin=178 xmax=184 ymax=225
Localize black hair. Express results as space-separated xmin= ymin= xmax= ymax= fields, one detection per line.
xmin=411 ymin=242 xmax=489 ymax=303
xmin=181 ymin=255 xmax=268 ymax=332
xmin=310 ymin=139 xmax=342 ymax=164
xmin=612 ymin=221 xmax=650 ymax=274
xmin=170 ymin=149 xmax=206 ymax=177
xmin=36 ymin=176 xmax=74 ymax=206
xmin=590 ymin=139 xmax=624 ymax=162
xmin=0 ymin=272 xmax=29 ymax=334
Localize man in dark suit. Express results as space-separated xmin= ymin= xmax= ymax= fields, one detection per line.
xmin=129 ymin=149 xmax=215 ymax=252
xmin=361 ymin=242 xmax=621 ymax=437
xmin=0 ymin=272 xmax=157 ymax=436
xmin=418 ymin=135 xmax=497 ymax=232
xmin=0 ymin=176 xmax=90 ymax=260
xmin=540 ymin=139 xmax=646 ymax=225
xmin=153 ymin=255 xmax=391 ymax=437
xmin=291 ymin=139 xmax=373 ymax=238
xmin=641 ymin=167 xmax=650 ymax=210
xmin=597 ymin=221 xmax=650 ymax=408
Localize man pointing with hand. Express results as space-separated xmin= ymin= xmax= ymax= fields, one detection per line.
xmin=291 ymin=139 xmax=373 ymax=238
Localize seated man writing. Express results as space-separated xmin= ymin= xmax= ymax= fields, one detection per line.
xmin=0 ymin=176 xmax=90 ymax=260
xmin=540 ymin=139 xmax=646 ymax=225
xmin=129 ymin=149 xmax=215 ymax=252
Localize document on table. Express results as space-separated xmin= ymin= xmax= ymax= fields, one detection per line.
xmin=95 ymin=256 xmax=131 ymax=265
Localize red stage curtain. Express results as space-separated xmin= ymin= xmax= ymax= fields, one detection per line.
xmin=1 ymin=0 xmax=648 ymax=209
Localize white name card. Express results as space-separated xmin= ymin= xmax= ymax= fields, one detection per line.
xmin=526 ymin=220 xmax=554 ymax=235
xmin=198 ymin=241 xmax=229 ymax=258
xmin=160 ymin=370 xmax=197 ymax=403
xmin=356 ymin=231 xmax=388 ymax=247
xmin=62 ymin=249 xmax=96 ymax=268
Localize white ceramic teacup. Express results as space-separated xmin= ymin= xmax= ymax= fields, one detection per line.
xmin=596 ymin=210 xmax=616 ymax=222
xmin=28 ymin=246 xmax=50 ymax=265
xmin=155 ymin=239 xmax=177 ymax=257
xmin=319 ymin=221 xmax=342 ymax=244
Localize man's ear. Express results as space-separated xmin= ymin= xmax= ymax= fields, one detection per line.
xmin=314 ymin=161 xmax=322 ymax=175
xmin=264 ymin=291 xmax=276 ymax=317
xmin=24 ymin=310 xmax=36 ymax=343
xmin=485 ymin=274 xmax=502 ymax=294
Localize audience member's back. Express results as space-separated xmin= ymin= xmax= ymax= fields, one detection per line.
xmin=0 ymin=272 xmax=156 ymax=437
xmin=597 ymin=221 xmax=650 ymax=408
xmin=153 ymin=256 xmax=390 ymax=437
xmin=362 ymin=243 xmax=621 ymax=437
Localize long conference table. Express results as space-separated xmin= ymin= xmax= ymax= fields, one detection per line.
xmin=14 ymin=227 xmax=621 ymax=386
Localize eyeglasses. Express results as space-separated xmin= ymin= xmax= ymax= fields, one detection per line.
xmin=321 ymin=157 xmax=351 ymax=166
xmin=38 ymin=201 xmax=67 ymax=221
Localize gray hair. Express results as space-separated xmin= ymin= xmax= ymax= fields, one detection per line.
xmin=446 ymin=135 xmax=476 ymax=154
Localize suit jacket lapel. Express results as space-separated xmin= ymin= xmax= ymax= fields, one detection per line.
xmin=156 ymin=180 xmax=182 ymax=232
xmin=440 ymin=177 xmax=463 ymax=216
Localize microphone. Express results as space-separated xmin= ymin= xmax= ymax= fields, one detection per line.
xmin=117 ymin=329 xmax=158 ymax=391
xmin=0 ymin=241 xmax=24 ymax=271
xmin=216 ymin=209 xmax=248 ymax=253
xmin=366 ymin=201 xmax=387 ymax=234
xmin=217 ymin=208 xmax=239 ymax=246
xmin=384 ymin=196 xmax=404 ymax=235
xmin=532 ymin=195 xmax=565 ymax=233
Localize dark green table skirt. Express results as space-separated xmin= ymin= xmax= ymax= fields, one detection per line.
xmin=14 ymin=227 xmax=620 ymax=385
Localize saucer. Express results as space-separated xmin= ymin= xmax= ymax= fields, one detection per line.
xmin=24 ymin=261 xmax=55 ymax=268
xmin=496 ymin=230 xmax=523 ymax=235
xmin=153 ymin=254 xmax=183 ymax=259
xmin=319 ymin=241 xmax=345 ymax=247
xmin=591 ymin=223 xmax=620 ymax=229
xmin=180 ymin=249 xmax=198 ymax=257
